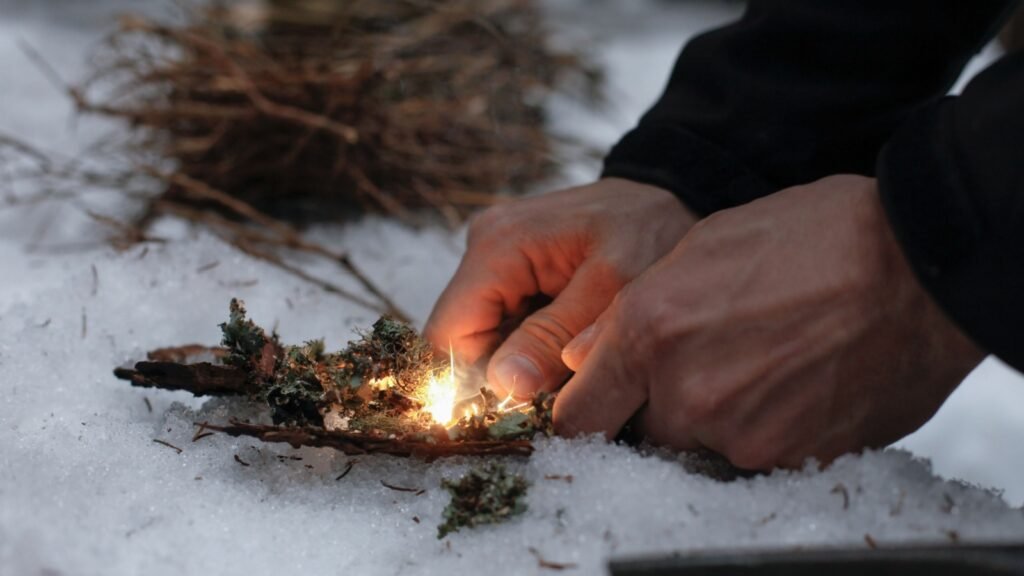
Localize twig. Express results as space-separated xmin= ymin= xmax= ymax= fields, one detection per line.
xmin=233 ymin=239 xmax=397 ymax=318
xmin=153 ymin=438 xmax=183 ymax=454
xmin=192 ymin=422 xmax=213 ymax=442
xmin=335 ymin=460 xmax=355 ymax=481
xmin=381 ymin=480 xmax=426 ymax=495
xmin=153 ymin=199 xmax=408 ymax=321
xmin=528 ymin=547 xmax=577 ymax=571
xmin=18 ymin=41 xmax=85 ymax=111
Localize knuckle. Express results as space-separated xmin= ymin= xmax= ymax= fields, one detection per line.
xmin=585 ymin=257 xmax=634 ymax=290
xmin=689 ymin=211 xmax=723 ymax=235
xmin=615 ymin=287 xmax=682 ymax=359
xmin=467 ymin=205 xmax=509 ymax=241
xmin=520 ymin=310 xmax=575 ymax=354
xmin=612 ymin=294 xmax=662 ymax=371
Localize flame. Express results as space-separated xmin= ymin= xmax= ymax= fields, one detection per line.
xmin=369 ymin=375 xmax=397 ymax=390
xmin=421 ymin=344 xmax=457 ymax=425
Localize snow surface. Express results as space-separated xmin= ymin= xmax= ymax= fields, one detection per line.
xmin=2 ymin=2 xmax=1024 ymax=575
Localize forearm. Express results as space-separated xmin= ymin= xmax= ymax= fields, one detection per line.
xmin=603 ymin=0 xmax=1016 ymax=216
xmin=878 ymin=50 xmax=1024 ymax=371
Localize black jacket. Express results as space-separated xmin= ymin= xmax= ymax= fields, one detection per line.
xmin=603 ymin=1 xmax=1024 ymax=371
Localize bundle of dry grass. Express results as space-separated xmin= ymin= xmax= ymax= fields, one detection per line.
xmin=2 ymin=1 xmax=599 ymax=320
xmin=73 ymin=0 xmax=601 ymax=226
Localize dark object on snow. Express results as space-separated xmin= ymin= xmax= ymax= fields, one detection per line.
xmin=114 ymin=361 xmax=250 ymax=396
xmin=438 ymin=463 xmax=529 ymax=538
xmin=608 ymin=543 xmax=1024 ymax=576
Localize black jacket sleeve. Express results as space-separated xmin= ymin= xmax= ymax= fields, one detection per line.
xmin=603 ymin=1 xmax=1024 ymax=370
xmin=879 ymin=52 xmax=1024 ymax=370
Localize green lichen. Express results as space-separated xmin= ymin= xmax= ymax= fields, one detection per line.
xmin=340 ymin=316 xmax=435 ymax=395
xmin=528 ymin=391 xmax=555 ymax=436
xmin=215 ymin=299 xmax=553 ymax=437
xmin=219 ymin=298 xmax=269 ymax=368
xmin=265 ymin=340 xmax=333 ymax=426
xmin=445 ymin=388 xmax=554 ymax=442
xmin=438 ymin=464 xmax=529 ymax=538
xmin=217 ymin=300 xmax=440 ymax=428
xmin=486 ymin=411 xmax=532 ymax=440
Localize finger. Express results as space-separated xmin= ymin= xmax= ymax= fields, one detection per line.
xmin=561 ymin=321 xmax=602 ymax=372
xmin=636 ymin=400 xmax=703 ymax=453
xmin=424 ymin=246 xmax=541 ymax=364
xmin=552 ymin=322 xmax=648 ymax=440
xmin=486 ymin=261 xmax=622 ymax=397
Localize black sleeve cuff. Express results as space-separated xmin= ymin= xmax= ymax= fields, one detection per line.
xmin=878 ymin=98 xmax=1024 ymax=369
xmin=601 ymin=124 xmax=775 ymax=217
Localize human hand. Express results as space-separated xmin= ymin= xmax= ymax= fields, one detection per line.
xmin=425 ymin=178 xmax=697 ymax=396
xmin=556 ymin=175 xmax=985 ymax=469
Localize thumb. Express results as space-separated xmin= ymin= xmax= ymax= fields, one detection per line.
xmin=486 ymin=262 xmax=621 ymax=397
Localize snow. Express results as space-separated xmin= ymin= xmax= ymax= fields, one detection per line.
xmin=2 ymin=2 xmax=1024 ymax=575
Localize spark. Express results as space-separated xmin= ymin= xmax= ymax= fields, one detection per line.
xmin=421 ymin=342 xmax=457 ymax=425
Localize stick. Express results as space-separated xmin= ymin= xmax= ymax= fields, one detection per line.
xmin=200 ymin=420 xmax=534 ymax=460
xmin=114 ymin=362 xmax=251 ymax=396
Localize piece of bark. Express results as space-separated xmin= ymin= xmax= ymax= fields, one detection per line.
xmin=200 ymin=420 xmax=534 ymax=460
xmin=147 ymin=344 xmax=228 ymax=363
xmin=114 ymin=361 xmax=251 ymax=396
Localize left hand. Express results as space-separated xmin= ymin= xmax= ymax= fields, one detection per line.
xmin=555 ymin=175 xmax=985 ymax=470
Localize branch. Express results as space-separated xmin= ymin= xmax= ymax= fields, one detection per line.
xmin=201 ymin=420 xmax=535 ymax=460
xmin=114 ymin=361 xmax=251 ymax=396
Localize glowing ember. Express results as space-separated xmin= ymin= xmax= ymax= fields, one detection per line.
xmin=369 ymin=375 xmax=397 ymax=390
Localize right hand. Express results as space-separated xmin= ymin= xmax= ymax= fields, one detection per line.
xmin=424 ymin=177 xmax=697 ymax=397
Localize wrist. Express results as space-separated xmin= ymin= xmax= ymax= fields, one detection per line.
xmin=597 ymin=177 xmax=700 ymax=226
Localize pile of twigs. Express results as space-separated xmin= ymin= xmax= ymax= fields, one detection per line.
xmin=2 ymin=0 xmax=599 ymax=319
xmin=74 ymin=0 xmax=600 ymax=226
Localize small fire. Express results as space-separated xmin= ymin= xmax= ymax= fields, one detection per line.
xmin=421 ymin=344 xmax=457 ymax=425
xmin=417 ymin=345 xmax=532 ymax=426
xmin=369 ymin=375 xmax=397 ymax=390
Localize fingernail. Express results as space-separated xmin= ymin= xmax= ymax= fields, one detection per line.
xmin=562 ymin=323 xmax=598 ymax=361
xmin=494 ymin=354 xmax=543 ymax=394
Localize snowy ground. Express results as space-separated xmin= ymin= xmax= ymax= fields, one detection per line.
xmin=2 ymin=2 xmax=1024 ymax=575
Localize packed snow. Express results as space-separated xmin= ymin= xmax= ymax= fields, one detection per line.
xmin=2 ymin=2 xmax=1024 ymax=575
